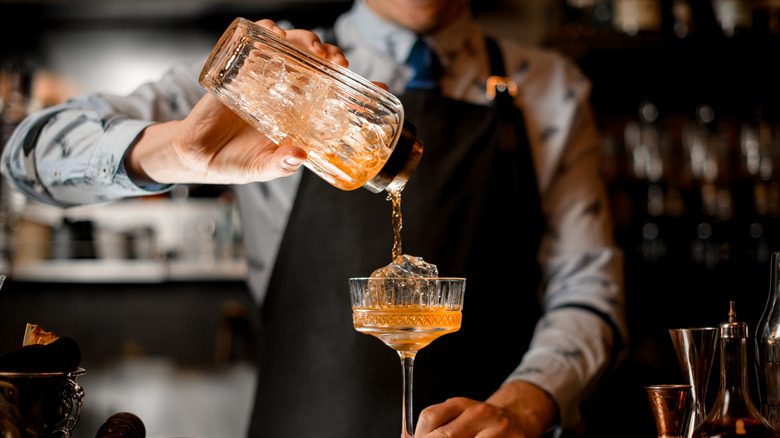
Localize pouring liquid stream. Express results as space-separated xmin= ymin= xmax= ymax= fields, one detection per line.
xmin=389 ymin=188 xmax=403 ymax=261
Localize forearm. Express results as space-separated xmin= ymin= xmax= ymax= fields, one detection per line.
xmin=1 ymin=62 xmax=207 ymax=206
xmin=509 ymin=303 xmax=621 ymax=428
xmin=521 ymin=97 xmax=626 ymax=426
xmin=1 ymin=102 xmax=168 ymax=207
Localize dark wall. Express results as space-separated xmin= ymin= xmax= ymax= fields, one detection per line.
xmin=0 ymin=279 xmax=259 ymax=368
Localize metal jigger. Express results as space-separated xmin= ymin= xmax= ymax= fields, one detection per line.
xmin=646 ymin=385 xmax=691 ymax=438
xmin=669 ymin=328 xmax=718 ymax=438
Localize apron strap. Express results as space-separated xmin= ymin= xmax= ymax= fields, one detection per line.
xmin=485 ymin=37 xmax=518 ymax=103
xmin=486 ymin=37 xmax=522 ymax=154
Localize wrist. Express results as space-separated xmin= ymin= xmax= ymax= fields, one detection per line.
xmin=486 ymin=380 xmax=558 ymax=438
xmin=123 ymin=120 xmax=185 ymax=185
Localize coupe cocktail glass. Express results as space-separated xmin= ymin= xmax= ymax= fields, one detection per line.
xmin=349 ymin=277 xmax=465 ymax=438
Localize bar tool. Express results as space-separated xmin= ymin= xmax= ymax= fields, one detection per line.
xmin=646 ymin=384 xmax=691 ymax=438
xmin=669 ymin=327 xmax=718 ymax=438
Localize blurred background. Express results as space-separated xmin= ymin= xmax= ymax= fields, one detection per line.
xmin=2 ymin=0 xmax=780 ymax=437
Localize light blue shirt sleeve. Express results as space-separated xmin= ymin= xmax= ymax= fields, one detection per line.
xmin=1 ymin=62 xmax=205 ymax=207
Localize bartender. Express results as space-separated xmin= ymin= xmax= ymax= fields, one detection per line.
xmin=1 ymin=0 xmax=627 ymax=437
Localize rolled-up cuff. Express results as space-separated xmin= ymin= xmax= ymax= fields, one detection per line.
xmin=86 ymin=119 xmax=172 ymax=194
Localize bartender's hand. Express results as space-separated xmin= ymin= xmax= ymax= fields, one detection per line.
xmin=123 ymin=19 xmax=349 ymax=186
xmin=415 ymin=381 xmax=558 ymax=438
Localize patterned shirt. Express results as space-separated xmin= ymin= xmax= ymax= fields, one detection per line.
xmin=1 ymin=0 xmax=626 ymax=430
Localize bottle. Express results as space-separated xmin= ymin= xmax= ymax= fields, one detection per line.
xmin=1 ymin=60 xmax=32 ymax=273
xmin=756 ymin=252 xmax=780 ymax=430
xmin=693 ymin=301 xmax=776 ymax=438
xmin=613 ymin=0 xmax=662 ymax=35
xmin=95 ymin=412 xmax=145 ymax=438
xmin=670 ymin=0 xmax=695 ymax=38
xmin=712 ymin=0 xmax=752 ymax=37
xmin=199 ymin=17 xmax=423 ymax=193
xmin=561 ymin=0 xmax=613 ymax=36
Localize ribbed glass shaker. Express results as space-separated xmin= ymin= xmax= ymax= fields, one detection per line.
xmin=199 ymin=17 xmax=423 ymax=193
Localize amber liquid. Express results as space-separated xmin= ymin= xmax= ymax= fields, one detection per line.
xmin=693 ymin=419 xmax=777 ymax=438
xmin=388 ymin=189 xmax=403 ymax=260
xmin=303 ymin=143 xmax=382 ymax=191
xmin=352 ymin=306 xmax=462 ymax=354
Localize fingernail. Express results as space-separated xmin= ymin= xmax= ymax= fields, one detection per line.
xmin=283 ymin=157 xmax=304 ymax=168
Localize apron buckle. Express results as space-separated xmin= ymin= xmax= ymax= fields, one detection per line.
xmin=486 ymin=76 xmax=518 ymax=101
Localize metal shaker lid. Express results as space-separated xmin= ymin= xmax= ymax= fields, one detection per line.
xmin=721 ymin=301 xmax=748 ymax=339
xmin=363 ymin=120 xmax=424 ymax=193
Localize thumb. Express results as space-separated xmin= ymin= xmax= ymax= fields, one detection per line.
xmin=268 ymin=144 xmax=307 ymax=179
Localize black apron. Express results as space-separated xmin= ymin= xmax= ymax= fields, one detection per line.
xmin=248 ymin=39 xmax=545 ymax=438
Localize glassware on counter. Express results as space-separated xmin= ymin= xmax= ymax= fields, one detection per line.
xmin=670 ymin=327 xmax=719 ymax=438
xmin=693 ymin=302 xmax=775 ymax=438
xmin=646 ymin=384 xmax=692 ymax=438
xmin=200 ymin=18 xmax=423 ymax=193
xmin=0 ymin=368 xmax=85 ymax=438
xmin=756 ymin=252 xmax=780 ymax=430
xmin=349 ymin=277 xmax=465 ymax=438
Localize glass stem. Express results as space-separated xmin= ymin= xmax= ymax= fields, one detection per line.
xmin=400 ymin=352 xmax=416 ymax=438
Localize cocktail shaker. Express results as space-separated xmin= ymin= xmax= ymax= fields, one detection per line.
xmin=199 ymin=17 xmax=423 ymax=193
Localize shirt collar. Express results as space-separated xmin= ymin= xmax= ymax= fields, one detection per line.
xmin=347 ymin=0 xmax=472 ymax=66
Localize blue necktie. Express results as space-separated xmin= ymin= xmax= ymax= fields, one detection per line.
xmin=405 ymin=38 xmax=441 ymax=92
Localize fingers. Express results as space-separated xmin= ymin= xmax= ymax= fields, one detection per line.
xmin=322 ymin=43 xmax=349 ymax=67
xmin=267 ymin=144 xmax=307 ymax=178
xmin=416 ymin=397 xmax=476 ymax=437
xmin=254 ymin=19 xmax=286 ymax=37
xmin=285 ymin=29 xmax=349 ymax=67
xmin=415 ymin=398 xmax=524 ymax=438
xmin=283 ymin=28 xmax=327 ymax=56
xmin=251 ymin=19 xmax=348 ymax=67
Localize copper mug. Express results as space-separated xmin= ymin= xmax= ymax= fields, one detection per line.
xmin=0 ymin=369 xmax=85 ymax=438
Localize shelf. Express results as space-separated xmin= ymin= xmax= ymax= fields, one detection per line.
xmin=550 ymin=29 xmax=780 ymax=117
xmin=550 ymin=30 xmax=674 ymax=59
xmin=9 ymin=258 xmax=247 ymax=283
